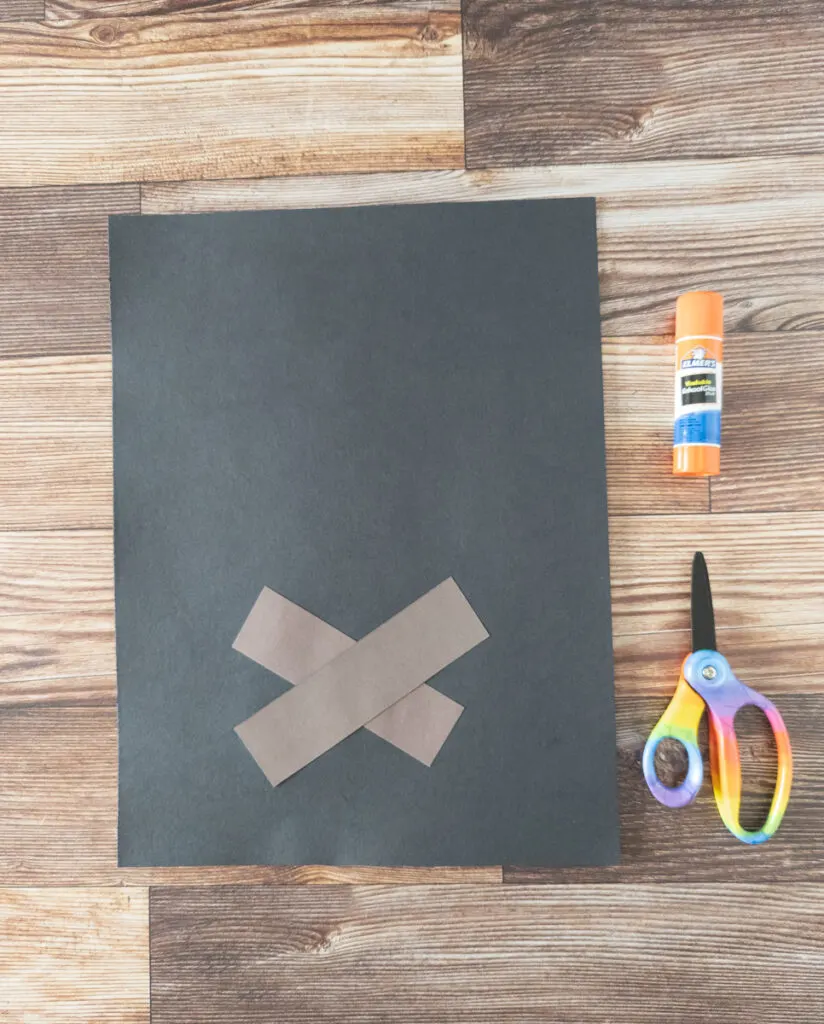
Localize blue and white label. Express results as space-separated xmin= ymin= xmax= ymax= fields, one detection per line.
xmin=674 ymin=409 xmax=721 ymax=446
xmin=674 ymin=343 xmax=722 ymax=447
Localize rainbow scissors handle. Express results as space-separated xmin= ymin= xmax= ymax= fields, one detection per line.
xmin=643 ymin=650 xmax=793 ymax=844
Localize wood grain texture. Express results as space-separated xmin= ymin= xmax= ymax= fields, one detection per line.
xmin=0 ymin=887 xmax=149 ymax=1023
xmin=0 ymin=611 xmax=114 ymax=682
xmin=46 ymin=0 xmax=457 ymax=21
xmin=0 ymin=354 xmax=109 ymax=428
xmin=0 ymin=0 xmax=42 ymax=18
xmin=713 ymin=332 xmax=824 ymax=512
xmin=142 ymin=154 xmax=824 ymax=214
xmin=463 ymin=0 xmax=824 ymax=167
xmin=150 ymin=882 xmax=824 ymax=1024
xmin=1 ymin=695 xmax=821 ymax=885
xmin=0 ymin=441 xmax=110 ymax=528
xmin=142 ymin=158 xmax=824 ymax=334
xmin=614 ymin=621 xmax=824 ymax=698
xmin=0 ymin=186 xmax=138 ymax=359
xmin=0 ymin=13 xmax=463 ymax=187
xmin=0 ymin=527 xmax=113 ymax=691
xmin=0 ymin=529 xmax=111 ymax=616
xmin=0 ymin=355 xmax=112 ymax=527
xmin=0 ymin=672 xmax=114 ymax=709
xmin=609 ymin=512 xmax=824 ymax=635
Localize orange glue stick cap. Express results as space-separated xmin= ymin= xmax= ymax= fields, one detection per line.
xmin=673 ymin=444 xmax=719 ymax=476
xmin=675 ymin=290 xmax=723 ymax=341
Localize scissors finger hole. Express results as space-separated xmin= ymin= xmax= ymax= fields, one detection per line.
xmin=733 ymin=705 xmax=778 ymax=832
xmin=653 ymin=738 xmax=690 ymax=787
xmin=643 ymin=733 xmax=703 ymax=807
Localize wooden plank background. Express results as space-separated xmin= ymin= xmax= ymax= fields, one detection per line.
xmin=46 ymin=0 xmax=459 ymax=18
xmin=1 ymin=0 xmax=824 ymax=1020
xmin=0 ymin=887 xmax=148 ymax=1022
xmin=463 ymin=0 xmax=824 ymax=166
xmin=0 ymin=0 xmax=42 ymax=18
xmin=0 ymin=12 xmax=463 ymax=186
xmin=149 ymin=884 xmax=824 ymax=1024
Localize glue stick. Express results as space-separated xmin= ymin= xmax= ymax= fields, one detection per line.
xmin=673 ymin=291 xmax=723 ymax=476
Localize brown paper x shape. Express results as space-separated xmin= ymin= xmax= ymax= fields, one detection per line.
xmin=233 ymin=578 xmax=488 ymax=787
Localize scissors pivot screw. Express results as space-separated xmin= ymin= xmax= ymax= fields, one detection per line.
xmin=702 ymin=665 xmax=717 ymax=680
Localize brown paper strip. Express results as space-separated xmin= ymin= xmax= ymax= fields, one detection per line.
xmin=233 ymin=587 xmax=465 ymax=765
xmin=235 ymin=578 xmax=488 ymax=787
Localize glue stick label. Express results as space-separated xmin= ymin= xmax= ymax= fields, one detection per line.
xmin=673 ymin=335 xmax=722 ymax=447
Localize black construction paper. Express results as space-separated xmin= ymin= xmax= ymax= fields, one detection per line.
xmin=111 ymin=198 xmax=620 ymax=867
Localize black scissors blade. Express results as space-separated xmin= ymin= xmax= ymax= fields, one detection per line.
xmin=691 ymin=551 xmax=717 ymax=652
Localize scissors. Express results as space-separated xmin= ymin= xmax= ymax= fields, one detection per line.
xmin=643 ymin=552 xmax=792 ymax=844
